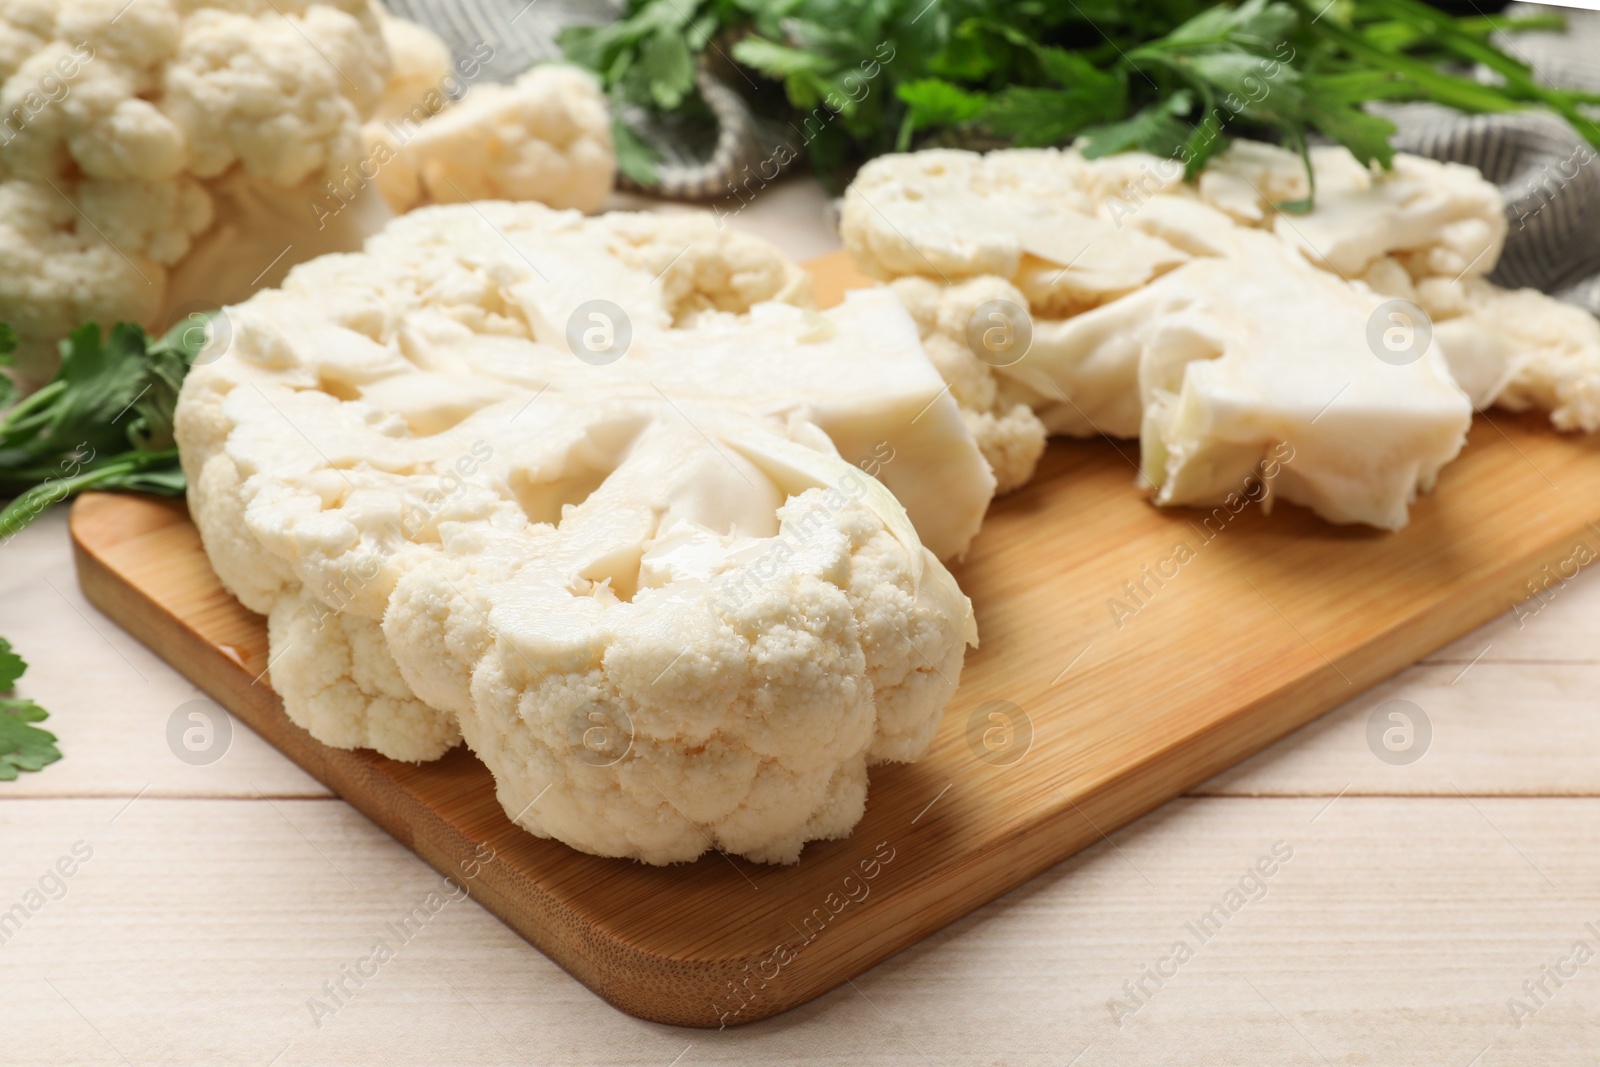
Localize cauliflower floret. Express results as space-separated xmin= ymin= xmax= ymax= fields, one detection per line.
xmin=1420 ymin=276 xmax=1600 ymax=431
xmin=842 ymin=148 xmax=1190 ymax=316
xmin=1198 ymin=145 xmax=1506 ymax=283
xmin=0 ymin=178 xmax=165 ymax=352
xmin=358 ymin=9 xmax=453 ymax=211
xmin=605 ymin=210 xmax=813 ymax=317
xmin=270 ymin=591 xmax=461 ymax=762
xmin=384 ymin=428 xmax=968 ymax=865
xmin=891 ymin=275 xmax=1047 ymax=493
xmin=162 ymin=2 xmax=387 ymax=183
xmin=176 ymin=203 xmax=988 ymax=862
xmin=76 ymin=176 xmax=213 ymax=264
xmin=328 ymin=392 xmax=970 ymax=857
xmin=372 ymin=65 xmax=615 ymax=216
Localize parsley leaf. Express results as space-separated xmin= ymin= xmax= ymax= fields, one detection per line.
xmin=0 ymin=323 xmax=17 ymax=413
xmin=0 ymin=639 xmax=60 ymax=781
xmin=0 ymin=637 xmax=23 ymax=692
xmin=896 ymin=79 xmax=987 ymax=149
xmin=983 ymin=83 xmax=1127 ymax=147
xmin=0 ymin=699 xmax=61 ymax=781
xmin=563 ymin=0 xmax=1597 ymax=195
xmin=1082 ymin=91 xmax=1196 ymax=159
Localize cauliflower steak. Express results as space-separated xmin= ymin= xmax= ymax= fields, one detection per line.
xmin=843 ymin=144 xmax=1600 ymax=528
xmin=176 ymin=204 xmax=990 ymax=865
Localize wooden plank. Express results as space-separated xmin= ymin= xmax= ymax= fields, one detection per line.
xmin=1197 ymin=661 xmax=1600 ymax=796
xmin=6 ymin=795 xmax=1600 ymax=1065
xmin=0 ymin=510 xmax=328 ymax=799
xmin=67 ymin=250 xmax=1600 ymax=1027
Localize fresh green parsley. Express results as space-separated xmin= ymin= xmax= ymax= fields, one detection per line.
xmin=562 ymin=0 xmax=1594 ymax=192
xmin=0 ymin=638 xmax=60 ymax=781
xmin=0 ymin=316 xmax=208 ymax=537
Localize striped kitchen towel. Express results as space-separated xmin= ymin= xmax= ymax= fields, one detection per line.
xmin=389 ymin=0 xmax=1600 ymax=310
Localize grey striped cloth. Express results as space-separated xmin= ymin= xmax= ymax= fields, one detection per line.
xmin=392 ymin=0 xmax=1600 ymax=311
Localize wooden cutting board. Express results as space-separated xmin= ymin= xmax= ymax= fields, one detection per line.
xmin=70 ymin=250 xmax=1600 ymax=1028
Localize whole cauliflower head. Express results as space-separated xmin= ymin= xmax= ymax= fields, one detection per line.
xmin=0 ymin=0 xmax=388 ymax=369
xmin=0 ymin=0 xmax=616 ymax=376
xmin=176 ymin=202 xmax=989 ymax=864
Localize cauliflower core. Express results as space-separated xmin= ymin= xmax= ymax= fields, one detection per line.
xmin=176 ymin=204 xmax=988 ymax=865
xmin=844 ymin=144 xmax=1600 ymax=527
xmin=0 ymin=0 xmax=613 ymax=375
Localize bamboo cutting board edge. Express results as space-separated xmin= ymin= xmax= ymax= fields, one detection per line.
xmin=66 ymin=250 xmax=1600 ymax=1027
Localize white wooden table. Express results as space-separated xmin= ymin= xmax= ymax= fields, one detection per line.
xmin=4 ymin=182 xmax=1599 ymax=1066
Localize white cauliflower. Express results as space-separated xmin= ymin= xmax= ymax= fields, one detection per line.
xmin=843 ymin=143 xmax=1600 ymax=526
xmin=890 ymin=275 xmax=1047 ymax=493
xmin=842 ymin=147 xmax=1191 ymax=317
xmin=1196 ymin=142 xmax=1507 ymax=283
xmin=1418 ymin=275 xmax=1600 ymax=431
xmin=176 ymin=203 xmax=989 ymax=864
xmin=0 ymin=0 xmax=615 ymax=377
xmin=365 ymin=64 xmax=615 ymax=216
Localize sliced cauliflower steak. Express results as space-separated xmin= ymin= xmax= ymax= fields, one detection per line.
xmin=176 ymin=204 xmax=987 ymax=864
xmin=843 ymin=144 xmax=1600 ymax=526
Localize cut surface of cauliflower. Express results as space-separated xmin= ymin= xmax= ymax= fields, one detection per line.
xmin=843 ymin=148 xmax=1190 ymax=317
xmin=1132 ymin=228 xmax=1471 ymax=529
xmin=176 ymin=203 xmax=989 ymax=865
xmin=843 ymin=143 xmax=1600 ymax=526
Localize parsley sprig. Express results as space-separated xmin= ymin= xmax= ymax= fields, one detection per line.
xmin=563 ymin=0 xmax=1595 ymax=192
xmin=0 ymin=638 xmax=61 ymax=781
xmin=0 ymin=317 xmax=206 ymax=538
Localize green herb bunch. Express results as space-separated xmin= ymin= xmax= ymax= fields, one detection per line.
xmin=562 ymin=0 xmax=1599 ymax=192
xmin=0 ymin=316 xmax=210 ymax=538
